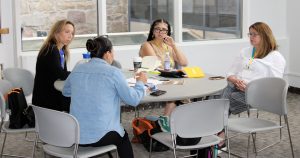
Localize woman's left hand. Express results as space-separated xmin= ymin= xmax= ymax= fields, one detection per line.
xmin=235 ymin=80 xmax=247 ymax=92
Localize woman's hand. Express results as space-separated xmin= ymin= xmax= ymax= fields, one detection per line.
xmin=234 ymin=79 xmax=247 ymax=92
xmin=163 ymin=36 xmax=176 ymax=47
xmin=136 ymin=72 xmax=147 ymax=84
xmin=228 ymin=75 xmax=247 ymax=92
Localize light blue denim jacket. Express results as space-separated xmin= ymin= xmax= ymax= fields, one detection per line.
xmin=63 ymin=58 xmax=145 ymax=144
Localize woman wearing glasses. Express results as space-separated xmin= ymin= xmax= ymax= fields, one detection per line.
xmin=222 ymin=22 xmax=286 ymax=115
xmin=139 ymin=19 xmax=188 ymax=132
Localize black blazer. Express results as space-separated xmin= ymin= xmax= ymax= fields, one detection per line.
xmin=32 ymin=43 xmax=70 ymax=112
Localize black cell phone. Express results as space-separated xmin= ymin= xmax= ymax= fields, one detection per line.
xmin=150 ymin=90 xmax=167 ymax=96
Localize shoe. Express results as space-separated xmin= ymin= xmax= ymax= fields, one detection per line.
xmin=158 ymin=116 xmax=170 ymax=132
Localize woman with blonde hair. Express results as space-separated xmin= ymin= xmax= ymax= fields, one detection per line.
xmin=32 ymin=19 xmax=75 ymax=112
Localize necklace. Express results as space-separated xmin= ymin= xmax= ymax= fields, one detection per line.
xmin=152 ymin=40 xmax=169 ymax=53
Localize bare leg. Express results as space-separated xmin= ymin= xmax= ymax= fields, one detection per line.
xmin=164 ymin=102 xmax=176 ymax=116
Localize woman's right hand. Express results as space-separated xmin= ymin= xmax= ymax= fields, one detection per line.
xmin=136 ymin=72 xmax=147 ymax=84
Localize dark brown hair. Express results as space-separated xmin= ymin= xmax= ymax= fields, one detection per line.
xmin=147 ymin=19 xmax=171 ymax=41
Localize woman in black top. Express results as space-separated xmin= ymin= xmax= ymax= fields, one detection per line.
xmin=32 ymin=19 xmax=75 ymax=112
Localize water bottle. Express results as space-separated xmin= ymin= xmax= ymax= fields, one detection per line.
xmin=82 ymin=52 xmax=91 ymax=63
xmin=164 ymin=52 xmax=171 ymax=71
xmin=76 ymin=52 xmax=91 ymax=66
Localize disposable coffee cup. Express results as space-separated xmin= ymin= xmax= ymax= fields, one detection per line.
xmin=133 ymin=57 xmax=142 ymax=72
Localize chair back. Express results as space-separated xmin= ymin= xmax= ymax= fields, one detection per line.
xmin=3 ymin=68 xmax=34 ymax=97
xmin=170 ymin=99 xmax=229 ymax=138
xmin=32 ymin=105 xmax=80 ymax=147
xmin=246 ymin=77 xmax=288 ymax=115
xmin=0 ymin=80 xmax=13 ymax=121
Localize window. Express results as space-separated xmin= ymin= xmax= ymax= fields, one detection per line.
xmin=182 ymin=0 xmax=242 ymax=41
xmin=20 ymin=0 xmax=242 ymax=51
xmin=107 ymin=0 xmax=173 ymax=46
xmin=20 ymin=0 xmax=98 ymax=51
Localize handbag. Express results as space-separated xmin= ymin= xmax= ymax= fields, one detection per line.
xmin=8 ymin=88 xmax=35 ymax=129
xmin=132 ymin=117 xmax=169 ymax=152
xmin=158 ymin=69 xmax=186 ymax=78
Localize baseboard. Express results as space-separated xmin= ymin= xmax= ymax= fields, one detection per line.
xmin=288 ymin=86 xmax=300 ymax=94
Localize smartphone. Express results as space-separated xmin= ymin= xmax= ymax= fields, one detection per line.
xmin=150 ymin=90 xmax=167 ymax=96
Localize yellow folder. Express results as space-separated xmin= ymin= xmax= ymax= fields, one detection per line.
xmin=183 ymin=67 xmax=205 ymax=78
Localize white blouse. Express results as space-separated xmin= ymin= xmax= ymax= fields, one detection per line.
xmin=226 ymin=46 xmax=286 ymax=83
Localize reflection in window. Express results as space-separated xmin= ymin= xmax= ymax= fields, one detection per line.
xmin=182 ymin=0 xmax=242 ymax=41
xmin=107 ymin=0 xmax=173 ymax=46
xmin=20 ymin=0 xmax=242 ymax=51
xmin=21 ymin=0 xmax=97 ymax=51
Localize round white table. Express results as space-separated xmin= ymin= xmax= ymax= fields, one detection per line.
xmin=54 ymin=73 xmax=227 ymax=104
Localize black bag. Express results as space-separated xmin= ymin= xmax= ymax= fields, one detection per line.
xmin=132 ymin=118 xmax=169 ymax=152
xmin=158 ymin=70 xmax=186 ymax=78
xmin=176 ymin=136 xmax=201 ymax=146
xmin=139 ymin=125 xmax=169 ymax=152
xmin=190 ymin=147 xmax=212 ymax=158
xmin=8 ymin=88 xmax=35 ymax=129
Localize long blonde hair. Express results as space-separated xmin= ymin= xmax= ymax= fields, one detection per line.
xmin=250 ymin=22 xmax=277 ymax=58
xmin=38 ymin=19 xmax=75 ymax=61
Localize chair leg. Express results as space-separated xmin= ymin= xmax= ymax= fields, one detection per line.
xmin=0 ymin=133 xmax=7 ymax=158
xmin=172 ymin=148 xmax=176 ymax=158
xmin=285 ymin=115 xmax=295 ymax=158
xmin=225 ymin=126 xmax=230 ymax=158
xmin=149 ymin=138 xmax=153 ymax=158
xmin=251 ymin=133 xmax=257 ymax=155
xmin=31 ymin=134 xmax=37 ymax=158
xmin=115 ymin=149 xmax=119 ymax=158
xmin=247 ymin=134 xmax=250 ymax=158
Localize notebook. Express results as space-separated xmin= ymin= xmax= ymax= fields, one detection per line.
xmin=183 ymin=67 xmax=205 ymax=78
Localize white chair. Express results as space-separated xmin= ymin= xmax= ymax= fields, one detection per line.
xmin=227 ymin=77 xmax=294 ymax=158
xmin=3 ymin=68 xmax=34 ymax=97
xmin=0 ymin=79 xmax=13 ymax=129
xmin=31 ymin=105 xmax=118 ymax=158
xmin=149 ymin=99 xmax=230 ymax=158
xmin=0 ymin=80 xmax=36 ymax=158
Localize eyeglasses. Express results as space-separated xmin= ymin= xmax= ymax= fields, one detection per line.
xmin=154 ymin=28 xmax=168 ymax=34
xmin=247 ymin=32 xmax=259 ymax=37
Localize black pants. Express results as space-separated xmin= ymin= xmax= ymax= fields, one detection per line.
xmin=80 ymin=131 xmax=134 ymax=158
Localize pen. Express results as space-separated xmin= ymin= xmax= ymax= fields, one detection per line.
xmin=159 ymin=79 xmax=170 ymax=81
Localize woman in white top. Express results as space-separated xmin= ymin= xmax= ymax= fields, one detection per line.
xmin=222 ymin=22 xmax=286 ymax=115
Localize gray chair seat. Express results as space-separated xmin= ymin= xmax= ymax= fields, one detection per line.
xmin=43 ymin=144 xmax=117 ymax=158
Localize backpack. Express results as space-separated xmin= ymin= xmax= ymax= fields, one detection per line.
xmin=132 ymin=117 xmax=169 ymax=152
xmin=7 ymin=88 xmax=35 ymax=129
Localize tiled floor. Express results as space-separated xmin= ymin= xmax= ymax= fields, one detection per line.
xmin=1 ymin=93 xmax=299 ymax=158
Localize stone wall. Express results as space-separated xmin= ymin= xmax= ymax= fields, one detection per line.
xmin=21 ymin=0 xmax=129 ymax=37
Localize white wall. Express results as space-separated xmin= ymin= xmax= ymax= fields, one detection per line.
xmin=287 ymin=1 xmax=300 ymax=87
xmin=3 ymin=0 xmax=300 ymax=87
xmin=0 ymin=0 xmax=15 ymax=69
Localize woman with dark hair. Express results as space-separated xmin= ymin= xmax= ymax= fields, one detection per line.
xmin=32 ymin=19 xmax=75 ymax=112
xmin=139 ymin=19 xmax=188 ymax=132
xmin=63 ymin=36 xmax=147 ymax=158
xmin=140 ymin=19 xmax=188 ymax=69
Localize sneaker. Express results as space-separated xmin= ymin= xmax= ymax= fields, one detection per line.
xmin=158 ymin=116 xmax=170 ymax=132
